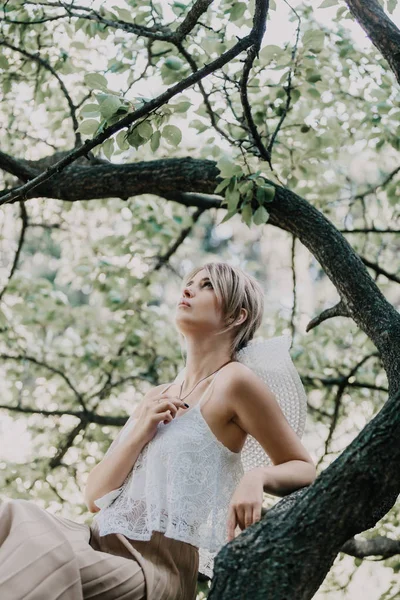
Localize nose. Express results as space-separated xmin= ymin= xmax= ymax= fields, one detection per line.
xmin=182 ymin=286 xmax=193 ymax=298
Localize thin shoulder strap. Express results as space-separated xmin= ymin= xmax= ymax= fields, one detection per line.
xmin=164 ymin=360 xmax=233 ymax=402
xmin=162 ymin=382 xmax=175 ymax=394
xmin=198 ymin=365 xmax=226 ymax=408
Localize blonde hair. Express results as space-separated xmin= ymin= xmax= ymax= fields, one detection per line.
xmin=178 ymin=261 xmax=264 ymax=359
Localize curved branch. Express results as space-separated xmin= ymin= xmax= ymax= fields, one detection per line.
xmin=345 ymin=0 xmax=400 ymax=84
xmin=0 ymin=201 xmax=28 ymax=302
xmin=0 ymin=352 xmax=89 ymax=413
xmin=239 ymin=1 xmax=271 ymax=162
xmin=21 ymin=1 xmax=176 ymax=41
xmin=175 ymin=0 xmax=214 ymax=40
xmin=0 ymin=15 xmax=259 ymax=205
xmin=1 ymin=39 xmax=81 ymax=146
xmin=306 ymin=301 xmax=350 ymax=332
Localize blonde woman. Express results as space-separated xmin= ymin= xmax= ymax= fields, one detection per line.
xmin=0 ymin=262 xmax=315 ymax=599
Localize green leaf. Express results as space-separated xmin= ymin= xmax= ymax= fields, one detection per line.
xmin=0 ymin=55 xmax=9 ymax=69
xmin=238 ymin=180 xmax=252 ymax=194
xmin=220 ymin=210 xmax=236 ymax=224
xmin=253 ymin=206 xmax=270 ymax=225
xmin=256 ymin=184 xmax=275 ymax=204
xmin=102 ymin=138 xmax=114 ymax=160
xmin=259 ymin=45 xmax=284 ymax=63
xmin=164 ymin=56 xmax=184 ymax=71
xmin=171 ymin=101 xmax=192 ymax=113
xmin=214 ymin=179 xmax=230 ymax=194
xmin=150 ymin=130 xmax=161 ymax=152
xmin=387 ymin=0 xmax=397 ymax=13
xmin=306 ymin=71 xmax=322 ymax=83
xmin=99 ymin=95 xmax=121 ymax=120
xmin=80 ymin=103 xmax=101 ymax=117
xmin=227 ymin=189 xmax=241 ymax=212
xmin=84 ymin=73 xmax=109 ymax=91
xmin=319 ymin=0 xmax=338 ymax=7
xmin=216 ymin=155 xmax=243 ymax=178
xmin=241 ymin=204 xmax=253 ymax=228
xmin=113 ymin=6 xmax=136 ymax=23
xmin=303 ymin=29 xmax=325 ymax=53
xmin=116 ymin=130 xmax=129 ymax=150
xmin=230 ymin=2 xmax=246 ymax=21
xmin=77 ymin=119 xmax=100 ymax=135
xmin=126 ymin=127 xmax=146 ymax=149
xmin=190 ymin=119 xmax=208 ymax=133
xmin=137 ymin=120 xmax=153 ymax=141
xmin=162 ymin=125 xmax=182 ymax=146
xmin=307 ymin=87 xmax=320 ymax=99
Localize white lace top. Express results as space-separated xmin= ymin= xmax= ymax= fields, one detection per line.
xmin=92 ymin=369 xmax=244 ymax=579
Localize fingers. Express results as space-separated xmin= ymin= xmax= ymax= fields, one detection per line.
xmin=161 ymin=401 xmax=178 ymax=418
xmin=244 ymin=506 xmax=253 ymax=529
xmin=159 ymin=393 xmax=187 ymax=408
xmin=154 ymin=398 xmax=187 ymax=424
xmin=226 ymin=505 xmax=236 ymax=542
xmin=252 ymin=505 xmax=262 ymax=525
xmin=227 ymin=504 xmax=262 ymax=541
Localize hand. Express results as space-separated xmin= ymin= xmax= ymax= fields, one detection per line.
xmin=226 ymin=468 xmax=264 ymax=542
xmin=135 ymin=389 xmax=188 ymax=444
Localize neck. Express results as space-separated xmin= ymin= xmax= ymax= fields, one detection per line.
xmin=181 ymin=338 xmax=233 ymax=393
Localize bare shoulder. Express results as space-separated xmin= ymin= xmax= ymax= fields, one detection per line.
xmin=217 ymin=361 xmax=254 ymax=389
xmin=210 ymin=361 xmax=254 ymax=419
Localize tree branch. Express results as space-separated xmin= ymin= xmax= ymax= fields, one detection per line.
xmin=345 ymin=0 xmax=400 ymax=84
xmin=0 ymin=9 xmax=261 ymax=205
xmin=1 ymin=39 xmax=81 ymax=146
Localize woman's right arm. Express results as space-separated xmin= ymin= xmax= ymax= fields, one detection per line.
xmin=84 ymin=412 xmax=148 ymax=513
xmin=84 ymin=383 xmax=186 ymax=513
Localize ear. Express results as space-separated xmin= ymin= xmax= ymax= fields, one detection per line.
xmin=237 ymin=308 xmax=248 ymax=325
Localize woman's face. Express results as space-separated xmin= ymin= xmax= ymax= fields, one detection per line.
xmin=174 ymin=268 xmax=226 ymax=336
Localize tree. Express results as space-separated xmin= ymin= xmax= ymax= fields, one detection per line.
xmin=1 ymin=0 xmax=400 ymax=598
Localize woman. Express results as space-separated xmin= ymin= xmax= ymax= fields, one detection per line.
xmin=0 ymin=261 xmax=316 ymax=599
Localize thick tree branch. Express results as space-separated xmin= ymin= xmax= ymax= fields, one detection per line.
xmin=1 ymin=154 xmax=399 ymax=383
xmin=341 ymin=534 xmax=400 ymax=559
xmin=208 ymin=385 xmax=400 ymax=597
xmin=345 ymin=0 xmax=400 ymax=84
xmin=0 ymin=150 xmax=39 ymax=182
xmin=0 ymin=7 xmax=263 ymax=205
xmin=175 ymin=0 xmax=214 ymax=39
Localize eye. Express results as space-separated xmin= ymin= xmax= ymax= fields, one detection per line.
xmin=203 ymin=281 xmax=213 ymax=289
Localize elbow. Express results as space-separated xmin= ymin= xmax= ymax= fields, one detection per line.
xmin=86 ymin=499 xmax=101 ymax=514
xmin=304 ymin=461 xmax=317 ymax=486
xmin=84 ymin=487 xmax=101 ymax=514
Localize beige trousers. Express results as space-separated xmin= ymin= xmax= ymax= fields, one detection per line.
xmin=0 ymin=498 xmax=199 ymax=600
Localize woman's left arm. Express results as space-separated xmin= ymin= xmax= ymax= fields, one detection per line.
xmin=255 ymin=460 xmax=317 ymax=497
xmin=226 ymin=364 xmax=317 ymax=540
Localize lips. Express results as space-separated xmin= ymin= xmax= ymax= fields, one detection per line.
xmin=179 ymin=301 xmax=191 ymax=307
